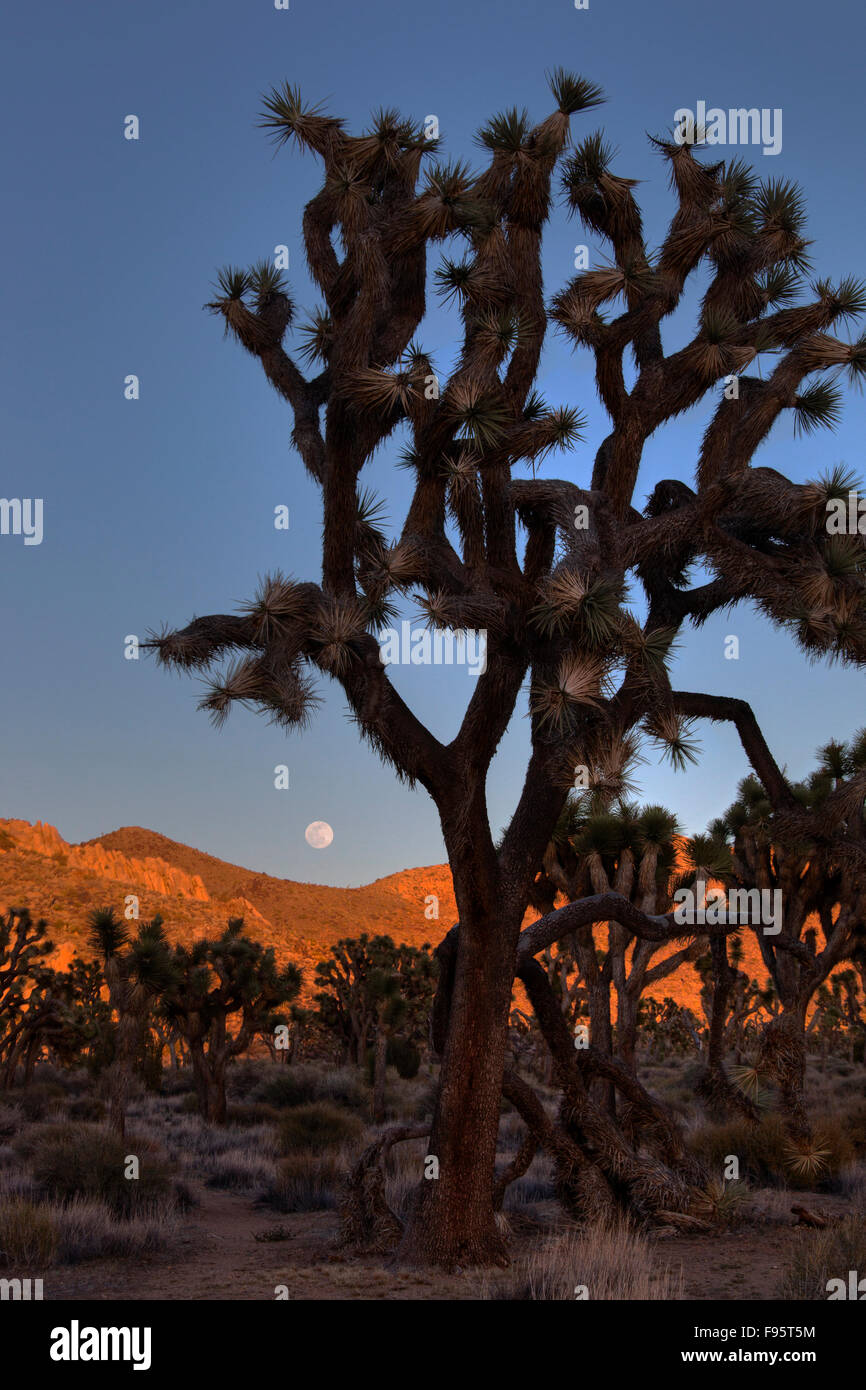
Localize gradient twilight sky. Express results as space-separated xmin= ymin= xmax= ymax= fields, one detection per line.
xmin=2 ymin=0 xmax=865 ymax=886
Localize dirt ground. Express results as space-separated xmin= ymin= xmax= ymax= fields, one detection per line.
xmin=33 ymin=1183 xmax=854 ymax=1301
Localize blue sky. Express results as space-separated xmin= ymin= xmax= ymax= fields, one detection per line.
xmin=2 ymin=0 xmax=865 ymax=886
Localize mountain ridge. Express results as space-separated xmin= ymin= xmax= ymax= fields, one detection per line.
xmin=0 ymin=816 xmax=776 ymax=1013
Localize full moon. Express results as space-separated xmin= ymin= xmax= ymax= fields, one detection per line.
xmin=305 ymin=820 xmax=334 ymax=849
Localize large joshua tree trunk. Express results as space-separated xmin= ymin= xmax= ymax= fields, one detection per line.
xmin=697 ymin=935 xmax=759 ymax=1122
xmin=190 ymin=1040 xmax=229 ymax=1124
xmin=371 ymin=1023 xmax=388 ymax=1125
xmin=399 ymin=888 xmax=523 ymax=1266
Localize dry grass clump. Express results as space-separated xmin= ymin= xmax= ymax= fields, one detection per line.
xmin=0 ymin=1194 xmax=176 ymax=1267
xmin=259 ymin=1151 xmax=349 ymax=1212
xmin=203 ymin=1148 xmax=278 ymax=1191
xmin=484 ymin=1221 xmax=684 ymax=1300
xmin=780 ymin=1215 xmax=866 ymax=1300
xmin=277 ymin=1102 xmax=364 ymax=1155
xmin=0 ymin=1198 xmax=58 ymax=1265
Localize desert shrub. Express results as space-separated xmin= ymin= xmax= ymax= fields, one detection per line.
xmin=783 ymin=1117 xmax=855 ymax=1190
xmin=203 ymin=1149 xmax=277 ymax=1191
xmin=840 ymin=1104 xmax=866 ymax=1156
xmin=27 ymin=1123 xmax=173 ymax=1216
xmin=259 ymin=1153 xmax=345 ymax=1212
xmin=226 ymin=1058 xmax=271 ymax=1096
xmin=66 ymin=1096 xmax=106 ymax=1122
xmin=172 ymin=1180 xmax=198 ymax=1212
xmin=48 ymin=1197 xmax=174 ymax=1265
xmin=0 ymin=1198 xmax=58 ymax=1266
xmin=253 ymin=1068 xmax=319 ymax=1110
xmin=689 ymin=1114 xmax=854 ymax=1189
xmin=161 ymin=1069 xmax=197 ymax=1096
xmin=690 ymin=1178 xmax=750 ymax=1226
xmin=313 ymin=1067 xmax=367 ymax=1112
xmin=0 ymin=1106 xmax=19 ymax=1142
xmin=28 ymin=1065 xmax=83 ymax=1093
xmin=13 ymin=1083 xmax=66 ymax=1122
xmin=388 ymin=1037 xmax=421 ymax=1080
xmin=486 ymin=1223 xmax=683 ymax=1300
xmin=224 ymin=1102 xmax=280 ymax=1127
xmin=276 ymin=1102 xmax=363 ymax=1155
xmin=780 ymin=1216 xmax=866 ymax=1300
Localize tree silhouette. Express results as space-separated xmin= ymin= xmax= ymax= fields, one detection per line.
xmin=0 ymin=908 xmax=53 ymax=1090
xmin=161 ymin=919 xmax=301 ymax=1123
xmin=315 ymin=933 xmax=436 ymax=1118
xmin=86 ymin=908 xmax=173 ymax=1137
xmin=704 ymin=736 xmax=866 ymax=1139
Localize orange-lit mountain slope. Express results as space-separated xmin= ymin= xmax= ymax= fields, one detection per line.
xmin=0 ymin=818 xmax=779 ymax=1012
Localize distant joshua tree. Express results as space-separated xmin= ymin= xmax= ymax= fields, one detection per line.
xmin=530 ymin=795 xmax=703 ymax=1080
xmin=161 ymin=919 xmax=301 ymax=1123
xmin=152 ymin=73 xmax=866 ymax=1264
xmin=703 ymin=737 xmax=866 ymax=1140
xmin=0 ymin=908 xmax=54 ymax=1089
xmin=314 ymin=934 xmax=435 ymax=1119
xmin=86 ymin=908 xmax=174 ymax=1137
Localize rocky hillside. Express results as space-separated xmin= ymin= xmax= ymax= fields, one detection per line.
xmin=0 ymin=817 xmax=777 ymax=1012
xmin=0 ymin=818 xmax=453 ymax=993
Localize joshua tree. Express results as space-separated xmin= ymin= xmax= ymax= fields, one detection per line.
xmin=161 ymin=919 xmax=301 ymax=1122
xmin=701 ymin=737 xmax=866 ymax=1138
xmin=531 ymin=795 xmax=705 ymax=1084
xmin=0 ymin=908 xmax=54 ymax=1089
xmin=152 ymin=73 xmax=866 ymax=1263
xmin=315 ymin=934 xmax=435 ymax=1109
xmin=262 ymin=1002 xmax=314 ymax=1064
xmin=86 ymin=908 xmax=173 ymax=1137
xmin=809 ymin=968 xmax=865 ymax=1065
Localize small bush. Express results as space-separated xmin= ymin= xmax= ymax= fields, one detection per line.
xmin=27 ymin=1123 xmax=174 ymax=1217
xmin=66 ymin=1097 xmax=106 ymax=1122
xmin=313 ymin=1068 xmax=367 ymax=1112
xmin=388 ymin=1038 xmax=421 ymax=1080
xmin=253 ymin=1070 xmax=319 ymax=1110
xmin=259 ymin=1153 xmax=345 ymax=1212
xmin=0 ymin=1106 xmax=19 ymax=1142
xmin=0 ymin=1198 xmax=58 ymax=1266
xmin=161 ymin=1069 xmax=197 ymax=1096
xmin=277 ymin=1102 xmax=363 ymax=1156
xmin=781 ymin=1216 xmax=866 ymax=1300
xmin=203 ymin=1150 xmax=276 ymax=1191
xmin=13 ymin=1083 xmax=66 ymax=1122
xmin=50 ymin=1197 xmax=174 ymax=1265
xmin=225 ymin=1103 xmax=280 ymax=1127
xmin=840 ymin=1104 xmax=866 ymax=1156
xmin=689 ymin=1114 xmax=853 ymax=1189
